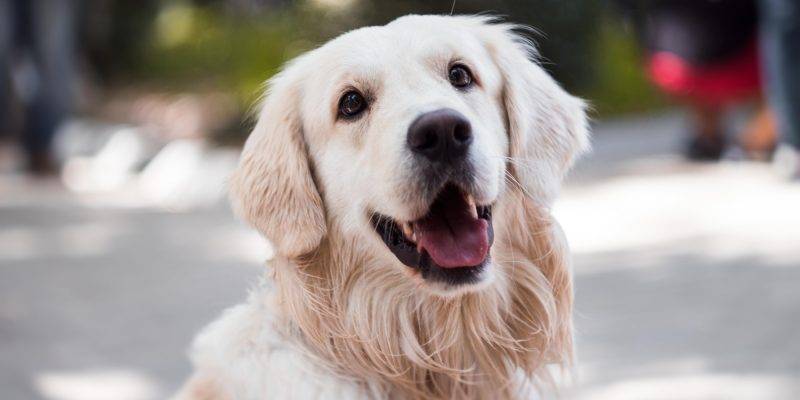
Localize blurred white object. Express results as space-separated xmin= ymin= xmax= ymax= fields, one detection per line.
xmin=54 ymin=118 xmax=239 ymax=210
xmin=35 ymin=369 xmax=161 ymax=400
xmin=61 ymin=127 xmax=149 ymax=192
xmin=138 ymin=139 xmax=238 ymax=210
xmin=138 ymin=139 xmax=205 ymax=208
xmin=772 ymin=144 xmax=800 ymax=181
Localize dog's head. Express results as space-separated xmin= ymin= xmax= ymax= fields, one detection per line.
xmin=231 ymin=15 xmax=588 ymax=296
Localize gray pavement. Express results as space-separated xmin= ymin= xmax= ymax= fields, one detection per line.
xmin=2 ymin=113 xmax=800 ymax=399
xmin=562 ymin=114 xmax=800 ymax=399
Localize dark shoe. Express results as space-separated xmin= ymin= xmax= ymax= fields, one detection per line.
xmin=686 ymin=134 xmax=726 ymax=161
xmin=26 ymin=151 xmax=58 ymax=176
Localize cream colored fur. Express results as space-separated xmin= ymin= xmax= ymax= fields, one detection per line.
xmin=174 ymin=15 xmax=589 ymax=400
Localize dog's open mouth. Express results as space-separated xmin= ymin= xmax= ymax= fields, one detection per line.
xmin=371 ymin=183 xmax=494 ymax=285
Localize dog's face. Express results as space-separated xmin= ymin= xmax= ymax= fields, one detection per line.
xmin=232 ymin=15 xmax=588 ymax=296
xmin=303 ymin=17 xmax=510 ymax=292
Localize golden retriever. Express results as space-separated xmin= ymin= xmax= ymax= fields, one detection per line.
xmin=174 ymin=15 xmax=589 ymax=400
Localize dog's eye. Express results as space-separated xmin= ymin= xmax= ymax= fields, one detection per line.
xmin=338 ymin=91 xmax=367 ymax=119
xmin=448 ymin=64 xmax=473 ymax=88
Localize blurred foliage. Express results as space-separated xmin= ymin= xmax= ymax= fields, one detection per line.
xmin=87 ymin=1 xmax=305 ymax=105
xmin=84 ymin=0 xmax=667 ymax=119
xmin=141 ymin=4 xmax=296 ymax=102
xmin=586 ymin=14 xmax=668 ymax=116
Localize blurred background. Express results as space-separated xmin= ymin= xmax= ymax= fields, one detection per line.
xmin=1 ymin=1 xmax=799 ymax=399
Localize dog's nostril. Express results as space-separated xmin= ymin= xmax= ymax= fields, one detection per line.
xmin=407 ymin=108 xmax=472 ymax=162
xmin=410 ymin=129 xmax=439 ymax=152
xmin=453 ymin=121 xmax=472 ymax=144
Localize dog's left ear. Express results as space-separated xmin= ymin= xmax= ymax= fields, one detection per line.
xmin=478 ymin=21 xmax=590 ymax=204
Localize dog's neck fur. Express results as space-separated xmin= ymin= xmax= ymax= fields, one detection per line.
xmin=269 ymin=191 xmax=573 ymax=400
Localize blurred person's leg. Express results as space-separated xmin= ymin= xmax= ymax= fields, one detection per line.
xmin=22 ymin=0 xmax=76 ymax=175
xmin=738 ymin=103 xmax=777 ymax=160
xmin=687 ymin=104 xmax=726 ymax=161
xmin=760 ymin=0 xmax=800 ymax=178
xmin=0 ymin=0 xmax=12 ymax=139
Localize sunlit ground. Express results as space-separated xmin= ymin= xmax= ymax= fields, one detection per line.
xmin=1 ymin=112 xmax=799 ymax=399
xmin=560 ymin=113 xmax=800 ymax=399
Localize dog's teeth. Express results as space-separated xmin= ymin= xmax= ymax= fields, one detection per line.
xmin=466 ymin=195 xmax=478 ymax=218
xmin=402 ymin=222 xmax=414 ymax=240
xmin=465 ymin=195 xmax=476 ymax=208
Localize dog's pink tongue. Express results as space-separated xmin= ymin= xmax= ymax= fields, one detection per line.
xmin=414 ymin=192 xmax=488 ymax=268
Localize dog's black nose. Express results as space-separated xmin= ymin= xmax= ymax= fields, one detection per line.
xmin=407 ymin=109 xmax=472 ymax=163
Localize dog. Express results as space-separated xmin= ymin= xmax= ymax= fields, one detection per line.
xmin=174 ymin=15 xmax=589 ymax=400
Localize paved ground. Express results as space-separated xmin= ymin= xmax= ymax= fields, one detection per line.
xmin=2 ymin=113 xmax=800 ymax=400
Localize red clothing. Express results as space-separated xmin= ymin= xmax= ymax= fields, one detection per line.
xmin=648 ymin=40 xmax=761 ymax=106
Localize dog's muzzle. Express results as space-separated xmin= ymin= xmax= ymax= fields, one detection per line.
xmin=370 ymin=108 xmax=495 ymax=287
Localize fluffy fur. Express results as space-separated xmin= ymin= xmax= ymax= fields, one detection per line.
xmin=174 ymin=15 xmax=589 ymax=400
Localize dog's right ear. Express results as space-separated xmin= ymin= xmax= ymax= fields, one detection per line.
xmin=230 ymin=69 xmax=326 ymax=261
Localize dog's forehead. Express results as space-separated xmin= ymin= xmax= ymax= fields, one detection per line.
xmin=297 ymin=16 xmax=504 ymax=123
xmin=320 ymin=19 xmax=487 ymax=71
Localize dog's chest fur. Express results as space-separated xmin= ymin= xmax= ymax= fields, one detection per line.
xmin=185 ymin=290 xmax=371 ymax=399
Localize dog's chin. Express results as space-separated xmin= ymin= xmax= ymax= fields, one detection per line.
xmin=417 ymin=259 xmax=497 ymax=297
xmin=370 ymin=183 xmax=495 ymax=296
